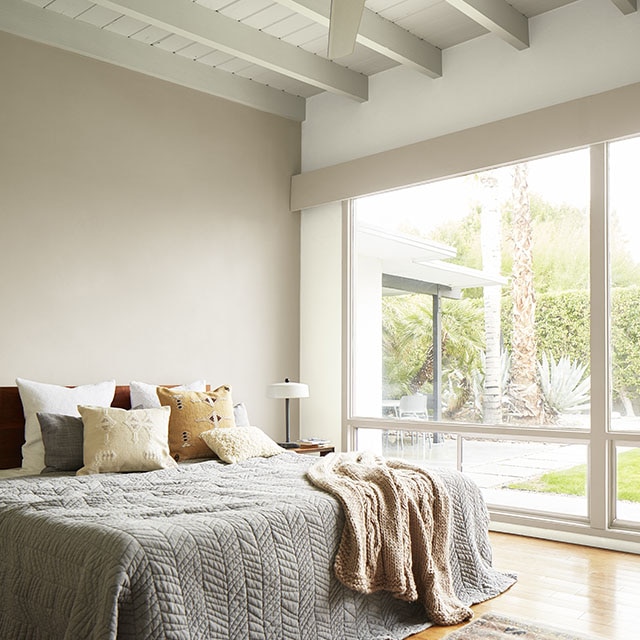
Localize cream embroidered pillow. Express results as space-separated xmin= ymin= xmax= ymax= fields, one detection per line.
xmin=157 ymin=385 xmax=236 ymax=461
xmin=200 ymin=426 xmax=285 ymax=464
xmin=77 ymin=405 xmax=176 ymax=475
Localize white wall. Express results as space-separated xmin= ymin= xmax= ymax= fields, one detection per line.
xmin=299 ymin=202 xmax=342 ymax=446
xmin=0 ymin=31 xmax=301 ymax=440
xmin=302 ymin=0 xmax=640 ymax=171
xmin=354 ymin=253 xmax=382 ymax=417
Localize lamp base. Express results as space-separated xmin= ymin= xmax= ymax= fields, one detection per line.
xmin=278 ymin=441 xmax=298 ymax=449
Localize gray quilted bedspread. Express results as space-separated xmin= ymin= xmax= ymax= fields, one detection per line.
xmin=0 ymin=454 xmax=515 ymax=640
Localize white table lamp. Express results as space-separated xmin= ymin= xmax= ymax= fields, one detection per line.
xmin=267 ymin=378 xmax=309 ymax=448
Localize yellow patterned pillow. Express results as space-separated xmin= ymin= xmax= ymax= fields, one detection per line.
xmin=157 ymin=385 xmax=236 ymax=461
xmin=77 ymin=405 xmax=176 ymax=475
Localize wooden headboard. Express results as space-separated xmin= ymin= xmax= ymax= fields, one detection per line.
xmin=0 ymin=385 xmax=134 ymax=470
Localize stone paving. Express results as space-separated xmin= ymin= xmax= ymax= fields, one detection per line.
xmin=360 ymin=430 xmax=640 ymax=522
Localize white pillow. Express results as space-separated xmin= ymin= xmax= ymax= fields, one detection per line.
xmin=17 ymin=377 xmax=116 ymax=474
xmin=233 ymin=402 xmax=250 ymax=427
xmin=200 ymin=426 xmax=285 ymax=464
xmin=129 ymin=379 xmax=207 ymax=408
xmin=77 ymin=405 xmax=177 ymax=475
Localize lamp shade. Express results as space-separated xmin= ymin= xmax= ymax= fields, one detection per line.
xmin=266 ymin=379 xmax=309 ymax=399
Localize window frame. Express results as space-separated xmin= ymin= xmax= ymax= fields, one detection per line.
xmin=344 ymin=141 xmax=640 ymax=547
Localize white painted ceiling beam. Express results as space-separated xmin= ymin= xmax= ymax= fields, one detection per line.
xmin=445 ymin=0 xmax=529 ymax=50
xmin=0 ymin=0 xmax=306 ymax=121
xmin=610 ymin=0 xmax=637 ymax=14
xmin=92 ymin=0 xmax=368 ymax=102
xmin=276 ymin=0 xmax=442 ymax=77
xmin=327 ymin=0 xmax=366 ymax=60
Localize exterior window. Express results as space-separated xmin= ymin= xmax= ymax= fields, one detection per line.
xmin=615 ymin=445 xmax=640 ymax=524
xmin=609 ymin=136 xmax=640 ymax=432
xmin=346 ymin=138 xmax=640 ymax=539
xmin=353 ymin=150 xmax=590 ymax=431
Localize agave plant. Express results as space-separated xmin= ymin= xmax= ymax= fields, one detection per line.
xmin=538 ymin=352 xmax=590 ymax=415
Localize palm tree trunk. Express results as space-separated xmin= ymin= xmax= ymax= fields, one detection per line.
xmin=509 ymin=163 xmax=543 ymax=422
xmin=480 ymin=172 xmax=503 ymax=424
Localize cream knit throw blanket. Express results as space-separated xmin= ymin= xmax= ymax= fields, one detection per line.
xmin=307 ymin=451 xmax=473 ymax=626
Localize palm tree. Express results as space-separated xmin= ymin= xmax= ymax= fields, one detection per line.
xmin=509 ymin=163 xmax=543 ymax=422
xmin=381 ymin=295 xmax=485 ymax=414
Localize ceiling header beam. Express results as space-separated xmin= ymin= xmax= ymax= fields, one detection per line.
xmin=93 ymin=0 xmax=368 ymax=102
xmin=444 ymin=0 xmax=529 ymax=50
xmin=0 ymin=0 xmax=305 ymax=121
xmin=276 ymin=0 xmax=442 ymax=78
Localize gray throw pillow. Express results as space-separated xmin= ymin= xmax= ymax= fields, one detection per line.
xmin=37 ymin=412 xmax=84 ymax=473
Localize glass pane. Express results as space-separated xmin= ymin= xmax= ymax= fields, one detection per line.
xmin=609 ymin=137 xmax=640 ymax=431
xmin=615 ymin=445 xmax=640 ymax=523
xmin=352 ymin=149 xmax=590 ymax=428
xmin=355 ymin=427 xmax=457 ymax=470
xmin=462 ymin=438 xmax=588 ymax=517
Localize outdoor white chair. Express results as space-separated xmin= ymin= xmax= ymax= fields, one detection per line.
xmin=399 ymin=394 xmax=428 ymax=418
xmin=399 ymin=394 xmax=431 ymax=452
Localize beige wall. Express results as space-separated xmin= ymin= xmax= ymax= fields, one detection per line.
xmin=0 ymin=31 xmax=301 ymax=439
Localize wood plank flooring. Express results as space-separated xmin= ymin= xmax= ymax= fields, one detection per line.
xmin=408 ymin=532 xmax=640 ymax=640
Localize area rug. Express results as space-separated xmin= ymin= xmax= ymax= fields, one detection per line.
xmin=442 ymin=613 xmax=599 ymax=640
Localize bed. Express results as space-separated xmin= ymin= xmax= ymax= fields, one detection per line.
xmin=0 ymin=384 xmax=515 ymax=640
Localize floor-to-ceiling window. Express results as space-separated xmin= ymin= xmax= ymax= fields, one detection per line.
xmin=347 ymin=139 xmax=640 ymax=539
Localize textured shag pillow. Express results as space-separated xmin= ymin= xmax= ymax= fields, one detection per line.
xmin=77 ymin=405 xmax=176 ymax=475
xmin=157 ymin=385 xmax=236 ymax=461
xmin=200 ymin=426 xmax=285 ymax=464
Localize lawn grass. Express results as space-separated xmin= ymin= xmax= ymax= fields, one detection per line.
xmin=508 ymin=447 xmax=640 ymax=502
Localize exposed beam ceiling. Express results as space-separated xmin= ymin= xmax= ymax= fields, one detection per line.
xmin=276 ymin=0 xmax=442 ymax=77
xmin=444 ymin=0 xmax=529 ymax=50
xmin=0 ymin=1 xmax=601 ymax=121
xmin=0 ymin=0 xmax=306 ymax=120
xmin=92 ymin=0 xmax=368 ymax=101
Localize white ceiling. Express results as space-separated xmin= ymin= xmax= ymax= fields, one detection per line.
xmin=1 ymin=0 xmax=637 ymax=122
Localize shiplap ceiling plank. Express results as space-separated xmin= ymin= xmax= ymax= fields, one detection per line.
xmin=153 ymin=33 xmax=194 ymax=53
xmin=0 ymin=0 xmax=305 ymax=120
xmin=444 ymin=0 xmax=529 ymax=50
xmin=610 ymin=0 xmax=637 ymax=14
xmin=175 ymin=42 xmax=216 ymax=60
xmin=219 ymin=0 xmax=274 ymax=22
xmin=104 ymin=14 xmax=147 ymax=36
xmin=91 ymin=0 xmax=368 ymax=101
xmin=46 ymin=0 xmax=94 ymax=18
xmin=74 ymin=5 xmax=121 ymax=27
xmin=275 ymin=0 xmax=442 ymax=77
xmin=243 ymin=4 xmax=294 ymax=29
xmin=130 ymin=25 xmax=172 ymax=45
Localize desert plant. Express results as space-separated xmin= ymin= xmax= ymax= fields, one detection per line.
xmin=538 ymin=352 xmax=590 ymax=416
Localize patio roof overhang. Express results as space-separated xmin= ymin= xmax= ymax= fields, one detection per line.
xmin=358 ymin=224 xmax=507 ymax=421
xmin=357 ymin=225 xmax=507 ymax=297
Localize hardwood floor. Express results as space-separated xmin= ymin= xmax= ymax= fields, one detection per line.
xmin=408 ymin=532 xmax=640 ymax=640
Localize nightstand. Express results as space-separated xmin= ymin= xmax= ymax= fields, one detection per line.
xmin=291 ymin=445 xmax=335 ymax=456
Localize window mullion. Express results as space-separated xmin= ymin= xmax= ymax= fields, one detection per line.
xmin=589 ymin=143 xmax=610 ymax=531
